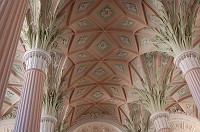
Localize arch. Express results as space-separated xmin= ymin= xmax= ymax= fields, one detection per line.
xmin=67 ymin=118 xmax=128 ymax=132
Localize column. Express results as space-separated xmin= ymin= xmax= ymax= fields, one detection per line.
xmin=0 ymin=0 xmax=28 ymax=111
xmin=40 ymin=115 xmax=57 ymax=132
xmin=150 ymin=112 xmax=172 ymax=132
xmin=14 ymin=49 xmax=51 ymax=132
xmin=174 ymin=50 xmax=200 ymax=111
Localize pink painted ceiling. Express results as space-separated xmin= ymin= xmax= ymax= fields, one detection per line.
xmin=1 ymin=0 xmax=200 ymax=130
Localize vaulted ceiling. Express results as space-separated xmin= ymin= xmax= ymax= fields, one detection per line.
xmin=1 ymin=0 xmax=200 ymax=131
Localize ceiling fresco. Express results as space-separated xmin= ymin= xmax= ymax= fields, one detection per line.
xmin=1 ymin=0 xmax=200 ymax=131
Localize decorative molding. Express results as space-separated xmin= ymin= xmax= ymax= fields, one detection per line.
xmin=150 ymin=111 xmax=171 ymax=131
xmin=77 ymin=52 xmax=89 ymax=59
xmin=139 ymin=37 xmax=153 ymax=47
xmin=24 ymin=49 xmax=51 ymax=72
xmin=1 ymin=110 xmax=17 ymax=120
xmin=94 ymin=68 xmax=105 ymax=77
xmin=100 ymin=7 xmax=113 ymax=18
xmin=92 ymin=90 xmax=103 ymax=98
xmin=169 ymin=110 xmax=196 ymax=118
xmin=116 ymin=51 xmax=128 ymax=57
xmin=4 ymin=91 xmax=14 ymax=101
xmin=73 ymin=122 xmax=121 ymax=132
xmin=122 ymin=2 xmax=138 ymax=14
xmin=40 ymin=115 xmax=57 ymax=132
xmin=174 ymin=50 xmax=200 ymax=75
xmin=169 ymin=113 xmax=200 ymax=132
xmin=109 ymin=87 xmax=119 ymax=95
xmin=77 ymin=65 xmax=87 ymax=73
xmin=120 ymin=36 xmax=130 ymax=45
xmin=150 ymin=0 xmax=159 ymax=7
xmin=112 ymin=76 xmax=122 ymax=82
xmin=15 ymin=52 xmax=22 ymax=60
xmin=41 ymin=115 xmax=57 ymax=125
xmin=119 ymin=20 xmax=135 ymax=28
xmin=12 ymin=64 xmax=23 ymax=74
xmin=77 ymin=113 xmax=115 ymax=121
xmin=0 ymin=119 xmax=15 ymax=132
xmin=76 ymin=88 xmax=86 ymax=96
xmin=97 ymin=40 xmax=109 ymax=50
xmin=157 ymin=128 xmax=172 ymax=132
xmin=78 ymin=2 xmax=91 ymax=12
xmin=115 ymin=64 xmax=124 ymax=72
xmin=77 ymin=36 xmax=89 ymax=46
xmin=151 ymin=112 xmax=170 ymax=122
xmin=77 ymin=20 xmax=87 ymax=27
xmin=67 ymin=114 xmax=127 ymax=132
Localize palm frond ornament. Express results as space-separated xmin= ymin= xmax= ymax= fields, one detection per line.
xmin=150 ymin=0 xmax=200 ymax=56
xmin=41 ymin=52 xmax=70 ymax=132
xmin=126 ymin=103 xmax=151 ymax=132
xmin=42 ymin=53 xmax=69 ymax=117
xmin=42 ymin=68 xmax=63 ymax=117
xmin=21 ymin=0 xmax=67 ymax=51
xmin=150 ymin=0 xmax=200 ymax=113
xmin=135 ymin=66 xmax=171 ymax=114
xmin=134 ymin=53 xmax=173 ymax=131
xmin=135 ymin=53 xmax=172 ymax=114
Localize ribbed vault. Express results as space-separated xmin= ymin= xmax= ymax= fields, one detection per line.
xmin=1 ymin=0 xmax=200 ymax=131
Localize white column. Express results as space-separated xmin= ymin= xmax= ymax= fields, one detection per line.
xmin=14 ymin=49 xmax=51 ymax=132
xmin=174 ymin=50 xmax=200 ymax=111
xmin=40 ymin=115 xmax=57 ymax=132
xmin=150 ymin=111 xmax=172 ymax=132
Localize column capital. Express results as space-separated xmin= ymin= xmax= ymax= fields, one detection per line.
xmin=24 ymin=49 xmax=51 ymax=72
xmin=150 ymin=111 xmax=170 ymax=123
xmin=40 ymin=115 xmax=57 ymax=132
xmin=174 ymin=50 xmax=200 ymax=75
xmin=41 ymin=115 xmax=57 ymax=125
xmin=150 ymin=111 xmax=171 ymax=131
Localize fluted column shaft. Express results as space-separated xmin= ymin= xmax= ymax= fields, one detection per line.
xmin=0 ymin=0 xmax=28 ymax=111
xmin=150 ymin=112 xmax=172 ymax=132
xmin=40 ymin=115 xmax=57 ymax=132
xmin=15 ymin=70 xmax=45 ymax=132
xmin=14 ymin=49 xmax=51 ymax=132
xmin=174 ymin=50 xmax=200 ymax=111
